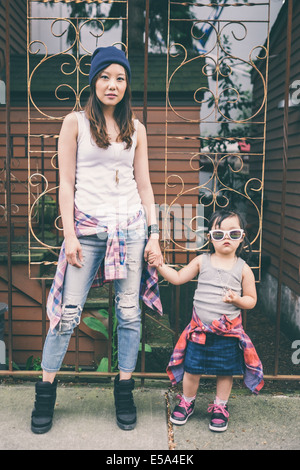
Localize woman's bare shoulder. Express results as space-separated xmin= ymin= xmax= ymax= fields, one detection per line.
xmin=60 ymin=112 xmax=78 ymax=138
xmin=63 ymin=112 xmax=78 ymax=125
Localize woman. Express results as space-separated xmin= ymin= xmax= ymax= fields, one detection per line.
xmin=31 ymin=46 xmax=163 ymax=434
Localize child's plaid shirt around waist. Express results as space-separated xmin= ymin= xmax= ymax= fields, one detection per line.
xmin=47 ymin=207 xmax=162 ymax=332
xmin=167 ymin=308 xmax=264 ymax=395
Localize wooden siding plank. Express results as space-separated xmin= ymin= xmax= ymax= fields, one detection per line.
xmin=251 ymin=2 xmax=300 ymax=296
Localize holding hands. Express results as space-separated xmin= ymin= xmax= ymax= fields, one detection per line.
xmin=146 ymin=249 xmax=161 ymax=267
xmin=145 ymin=250 xmax=245 ymax=306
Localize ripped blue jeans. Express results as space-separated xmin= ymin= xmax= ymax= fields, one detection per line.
xmin=41 ymin=226 xmax=146 ymax=374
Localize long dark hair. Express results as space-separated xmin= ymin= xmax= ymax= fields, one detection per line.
xmin=207 ymin=209 xmax=252 ymax=260
xmin=85 ymin=69 xmax=135 ymax=149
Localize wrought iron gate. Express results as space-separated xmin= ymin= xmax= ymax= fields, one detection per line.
xmin=1 ymin=0 xmax=299 ymax=382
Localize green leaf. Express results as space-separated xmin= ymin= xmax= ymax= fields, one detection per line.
xmin=25 ymin=355 xmax=33 ymax=370
xmin=33 ymin=357 xmax=42 ymax=371
xmin=97 ymin=309 xmax=109 ymax=318
xmin=96 ymin=357 xmax=108 ymax=372
xmin=83 ymin=316 xmax=109 ymax=338
xmin=139 ymin=343 xmax=152 ymax=353
xmin=6 ymin=358 xmax=20 ymax=370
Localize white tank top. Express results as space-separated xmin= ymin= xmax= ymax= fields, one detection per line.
xmin=74 ymin=111 xmax=143 ymax=224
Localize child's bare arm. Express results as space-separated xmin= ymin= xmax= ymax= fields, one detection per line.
xmin=154 ymin=255 xmax=201 ymax=286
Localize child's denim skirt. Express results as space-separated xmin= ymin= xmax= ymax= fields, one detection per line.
xmin=184 ymin=333 xmax=245 ymax=376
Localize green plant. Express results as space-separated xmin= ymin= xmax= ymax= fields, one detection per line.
xmin=83 ymin=307 xmax=118 ymax=372
xmin=207 ymin=34 xmax=252 ymax=154
xmin=199 ymin=33 xmax=255 ymax=218
xmin=6 ymin=358 xmax=20 ymax=370
xmin=25 ymin=356 xmax=42 ymax=371
xmin=83 ymin=306 xmax=152 ymax=372
xmin=37 ymin=194 xmax=57 ymax=241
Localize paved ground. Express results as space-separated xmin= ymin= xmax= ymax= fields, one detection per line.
xmin=0 ymin=380 xmax=299 ymax=452
xmin=168 ymin=387 xmax=300 ymax=451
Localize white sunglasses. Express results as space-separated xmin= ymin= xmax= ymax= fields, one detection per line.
xmin=209 ymin=229 xmax=244 ymax=241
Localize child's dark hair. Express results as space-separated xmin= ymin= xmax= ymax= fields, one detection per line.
xmin=207 ymin=209 xmax=252 ymax=261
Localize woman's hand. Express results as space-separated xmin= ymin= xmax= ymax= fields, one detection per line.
xmin=144 ymin=238 xmax=163 ymax=267
xmin=64 ymin=234 xmax=83 ymax=268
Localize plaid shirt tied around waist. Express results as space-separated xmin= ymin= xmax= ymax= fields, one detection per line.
xmin=167 ymin=308 xmax=264 ymax=395
xmin=47 ymin=207 xmax=162 ymax=332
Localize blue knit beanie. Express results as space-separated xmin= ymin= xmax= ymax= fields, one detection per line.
xmin=89 ymin=46 xmax=131 ymax=85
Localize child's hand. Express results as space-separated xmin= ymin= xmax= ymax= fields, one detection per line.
xmin=223 ymin=289 xmax=239 ymax=304
xmin=146 ymin=250 xmax=161 ymax=267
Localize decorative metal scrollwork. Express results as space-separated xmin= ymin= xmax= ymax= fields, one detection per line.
xmin=27 ymin=0 xmax=128 ymax=279
xmin=165 ymin=1 xmax=270 ymax=280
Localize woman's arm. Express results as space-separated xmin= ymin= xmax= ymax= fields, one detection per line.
xmin=134 ymin=121 xmax=162 ymax=264
xmin=223 ymin=263 xmax=257 ymax=310
xmin=57 ymin=113 xmax=83 ymax=267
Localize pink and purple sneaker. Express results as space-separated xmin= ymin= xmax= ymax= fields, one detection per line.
xmin=207 ymin=403 xmax=229 ymax=432
xmin=170 ymin=394 xmax=195 ymax=426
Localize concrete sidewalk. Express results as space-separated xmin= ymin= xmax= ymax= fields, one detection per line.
xmin=0 ymin=381 xmax=299 ymax=451
xmin=168 ymin=388 xmax=300 ymax=450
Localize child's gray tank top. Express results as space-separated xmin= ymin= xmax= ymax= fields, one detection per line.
xmin=193 ymin=253 xmax=245 ymax=325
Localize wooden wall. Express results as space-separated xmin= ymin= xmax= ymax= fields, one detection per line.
xmin=0 ymin=1 xmax=27 ymax=60
xmin=251 ymin=0 xmax=300 ymax=295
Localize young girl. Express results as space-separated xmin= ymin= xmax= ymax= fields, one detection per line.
xmin=148 ymin=209 xmax=264 ymax=432
xmin=31 ymin=46 xmax=163 ymax=434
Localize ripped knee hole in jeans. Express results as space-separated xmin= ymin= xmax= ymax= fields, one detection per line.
xmin=59 ymin=304 xmax=82 ymax=333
